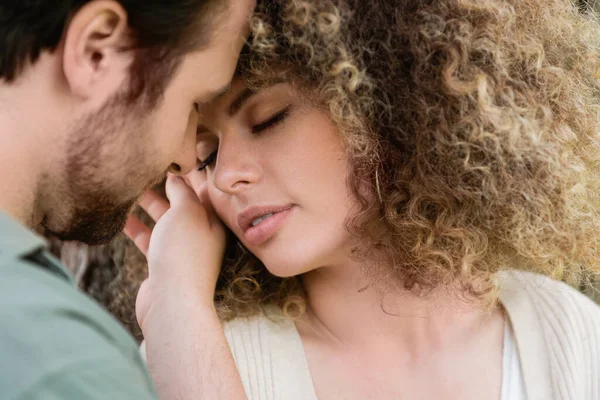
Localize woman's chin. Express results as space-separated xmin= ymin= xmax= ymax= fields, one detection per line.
xmin=261 ymin=259 xmax=314 ymax=279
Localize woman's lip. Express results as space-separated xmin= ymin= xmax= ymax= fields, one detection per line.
xmin=243 ymin=207 xmax=294 ymax=246
xmin=237 ymin=204 xmax=294 ymax=233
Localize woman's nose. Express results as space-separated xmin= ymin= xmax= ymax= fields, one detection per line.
xmin=212 ymin=141 xmax=261 ymax=196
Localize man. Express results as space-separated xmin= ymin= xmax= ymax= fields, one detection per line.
xmin=0 ymin=0 xmax=255 ymax=398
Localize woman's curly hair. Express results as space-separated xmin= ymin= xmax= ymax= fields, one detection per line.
xmin=209 ymin=0 xmax=600 ymax=320
xmin=81 ymin=0 xmax=600 ymax=329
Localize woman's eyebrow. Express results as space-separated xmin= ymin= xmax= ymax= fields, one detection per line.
xmin=228 ymin=88 xmax=259 ymax=116
xmin=195 ymin=88 xmax=258 ymax=134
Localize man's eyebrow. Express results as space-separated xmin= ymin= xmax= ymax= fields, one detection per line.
xmin=228 ymin=87 xmax=259 ymax=116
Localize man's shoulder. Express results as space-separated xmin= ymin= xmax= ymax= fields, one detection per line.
xmin=0 ymin=253 xmax=128 ymax=337
xmin=0 ymin=255 xmax=156 ymax=400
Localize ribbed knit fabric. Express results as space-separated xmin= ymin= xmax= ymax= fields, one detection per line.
xmin=498 ymin=271 xmax=600 ymax=400
xmin=501 ymin=321 xmax=526 ymax=400
xmin=224 ymin=271 xmax=600 ymax=400
xmin=223 ymin=310 xmax=318 ymax=399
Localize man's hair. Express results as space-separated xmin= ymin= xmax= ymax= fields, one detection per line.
xmin=0 ymin=0 xmax=224 ymax=104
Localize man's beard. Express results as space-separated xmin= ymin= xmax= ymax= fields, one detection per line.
xmin=43 ymin=88 xmax=163 ymax=245
xmin=49 ymin=197 xmax=137 ymax=245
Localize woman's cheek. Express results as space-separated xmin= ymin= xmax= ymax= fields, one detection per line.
xmin=208 ymin=188 xmax=234 ymax=230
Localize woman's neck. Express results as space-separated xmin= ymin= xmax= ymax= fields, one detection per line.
xmin=297 ymin=260 xmax=503 ymax=354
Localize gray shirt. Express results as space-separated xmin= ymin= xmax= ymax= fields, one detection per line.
xmin=0 ymin=212 xmax=157 ymax=399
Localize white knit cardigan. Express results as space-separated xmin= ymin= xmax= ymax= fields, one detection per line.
xmin=223 ymin=271 xmax=600 ymax=400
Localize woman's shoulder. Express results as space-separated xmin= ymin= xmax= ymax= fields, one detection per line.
xmin=222 ymin=308 xmax=317 ymax=400
xmin=222 ymin=307 xmax=302 ymax=358
xmin=498 ymin=270 xmax=600 ymax=399
xmin=498 ymin=270 xmax=600 ymax=324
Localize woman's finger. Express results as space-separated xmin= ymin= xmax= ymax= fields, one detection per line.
xmin=185 ymin=169 xmax=222 ymax=229
xmin=124 ymin=215 xmax=152 ymax=256
xmin=139 ymin=189 xmax=170 ymax=222
xmin=165 ymin=173 xmax=202 ymax=209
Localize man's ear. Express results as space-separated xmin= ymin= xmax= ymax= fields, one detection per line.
xmin=62 ymin=0 xmax=131 ymax=99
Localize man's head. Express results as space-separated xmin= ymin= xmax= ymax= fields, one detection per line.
xmin=0 ymin=0 xmax=255 ymax=244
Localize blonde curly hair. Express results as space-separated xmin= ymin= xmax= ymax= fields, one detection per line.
xmin=209 ymin=0 xmax=600 ymax=320
xmin=81 ymin=0 xmax=600 ymax=330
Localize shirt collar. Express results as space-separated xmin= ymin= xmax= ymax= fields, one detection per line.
xmin=0 ymin=212 xmax=75 ymax=282
xmin=0 ymin=212 xmax=47 ymax=259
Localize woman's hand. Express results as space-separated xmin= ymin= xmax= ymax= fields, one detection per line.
xmin=124 ymin=174 xmax=246 ymax=400
xmin=124 ymin=173 xmax=226 ymax=332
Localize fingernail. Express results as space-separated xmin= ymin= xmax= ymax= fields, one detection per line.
xmin=168 ymin=174 xmax=183 ymax=183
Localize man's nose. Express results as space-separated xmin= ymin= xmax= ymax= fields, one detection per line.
xmin=168 ymin=155 xmax=196 ymax=175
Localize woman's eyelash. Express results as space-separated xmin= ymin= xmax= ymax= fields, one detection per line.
xmin=197 ymin=151 xmax=217 ymax=171
xmin=252 ymin=107 xmax=291 ymax=134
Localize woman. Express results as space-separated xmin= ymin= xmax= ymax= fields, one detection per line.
xmin=128 ymin=0 xmax=600 ymax=398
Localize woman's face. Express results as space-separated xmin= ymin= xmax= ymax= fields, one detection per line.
xmin=185 ymin=81 xmax=355 ymax=277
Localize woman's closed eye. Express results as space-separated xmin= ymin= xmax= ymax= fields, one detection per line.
xmin=252 ymin=106 xmax=291 ymax=134
xmin=197 ymin=151 xmax=217 ymax=171
xmin=197 ymin=107 xmax=292 ymax=172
